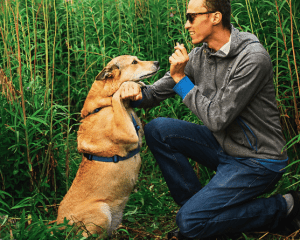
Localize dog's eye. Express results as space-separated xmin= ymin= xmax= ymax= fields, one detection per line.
xmin=132 ymin=60 xmax=138 ymax=64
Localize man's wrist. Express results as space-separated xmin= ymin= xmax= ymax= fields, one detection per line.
xmin=172 ymin=74 xmax=186 ymax=83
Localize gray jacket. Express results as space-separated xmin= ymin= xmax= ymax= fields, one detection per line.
xmin=136 ymin=26 xmax=288 ymax=163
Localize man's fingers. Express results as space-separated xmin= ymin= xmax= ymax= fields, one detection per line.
xmin=170 ymin=50 xmax=186 ymax=65
xmin=131 ymin=86 xmax=141 ymax=100
xmin=120 ymin=82 xmax=141 ymax=100
xmin=130 ymin=87 xmax=142 ymax=101
xmin=169 ymin=55 xmax=176 ymax=64
xmin=174 ymin=46 xmax=188 ymax=57
xmin=133 ymin=92 xmax=142 ymax=101
xmin=121 ymin=86 xmax=128 ymax=99
xmin=174 ymin=49 xmax=184 ymax=58
xmin=174 ymin=43 xmax=188 ymax=57
xmin=134 ymin=85 xmax=141 ymax=95
xmin=170 ymin=50 xmax=183 ymax=59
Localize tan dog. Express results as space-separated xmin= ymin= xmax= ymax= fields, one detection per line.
xmin=56 ymin=55 xmax=159 ymax=238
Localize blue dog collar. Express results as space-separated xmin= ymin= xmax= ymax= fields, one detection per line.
xmin=84 ymin=147 xmax=140 ymax=163
xmin=84 ymin=113 xmax=141 ymax=163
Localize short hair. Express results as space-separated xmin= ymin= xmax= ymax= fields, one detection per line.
xmin=204 ymin=0 xmax=231 ymax=30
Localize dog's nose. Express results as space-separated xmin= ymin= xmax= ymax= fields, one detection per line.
xmin=154 ymin=61 xmax=159 ymax=68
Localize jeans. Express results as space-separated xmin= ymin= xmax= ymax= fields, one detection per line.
xmin=144 ymin=117 xmax=287 ymax=239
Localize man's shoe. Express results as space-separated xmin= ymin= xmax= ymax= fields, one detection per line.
xmin=271 ymin=191 xmax=300 ymax=236
xmin=285 ymin=191 xmax=300 ymax=232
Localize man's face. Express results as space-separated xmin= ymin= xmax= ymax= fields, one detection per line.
xmin=185 ymin=0 xmax=214 ymax=45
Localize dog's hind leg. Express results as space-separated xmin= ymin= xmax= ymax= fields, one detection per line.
xmin=73 ymin=201 xmax=113 ymax=238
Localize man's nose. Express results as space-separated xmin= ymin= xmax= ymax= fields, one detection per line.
xmin=185 ymin=20 xmax=191 ymax=29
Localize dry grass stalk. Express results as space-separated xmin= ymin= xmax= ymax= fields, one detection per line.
xmin=0 ymin=67 xmax=18 ymax=103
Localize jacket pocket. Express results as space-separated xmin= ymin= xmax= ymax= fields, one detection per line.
xmin=226 ymin=117 xmax=257 ymax=153
xmin=236 ymin=117 xmax=257 ymax=153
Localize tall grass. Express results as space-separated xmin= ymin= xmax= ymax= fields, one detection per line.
xmin=0 ymin=0 xmax=299 ymax=238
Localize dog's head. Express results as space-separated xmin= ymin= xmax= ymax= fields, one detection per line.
xmin=95 ymin=55 xmax=159 ymax=83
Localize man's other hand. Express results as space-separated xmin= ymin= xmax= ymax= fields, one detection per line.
xmin=169 ymin=42 xmax=189 ymax=83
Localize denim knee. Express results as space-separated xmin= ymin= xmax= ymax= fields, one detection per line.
xmin=144 ymin=117 xmax=166 ymax=143
xmin=176 ymin=207 xmax=207 ymax=238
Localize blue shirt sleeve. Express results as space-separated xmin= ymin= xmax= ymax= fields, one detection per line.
xmin=173 ymin=76 xmax=195 ymax=99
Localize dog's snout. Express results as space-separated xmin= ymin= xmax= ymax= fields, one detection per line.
xmin=154 ymin=61 xmax=159 ymax=69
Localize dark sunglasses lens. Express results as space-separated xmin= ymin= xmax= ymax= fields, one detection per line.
xmin=186 ymin=13 xmax=193 ymax=23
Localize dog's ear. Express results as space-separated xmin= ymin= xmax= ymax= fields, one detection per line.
xmin=96 ymin=64 xmax=119 ymax=80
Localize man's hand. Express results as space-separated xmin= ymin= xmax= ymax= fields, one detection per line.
xmin=169 ymin=42 xmax=189 ymax=83
xmin=119 ymin=81 xmax=143 ymax=101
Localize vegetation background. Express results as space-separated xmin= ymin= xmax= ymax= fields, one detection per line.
xmin=0 ymin=0 xmax=299 ymax=239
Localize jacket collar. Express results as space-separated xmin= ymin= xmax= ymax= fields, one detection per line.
xmin=203 ymin=24 xmax=260 ymax=58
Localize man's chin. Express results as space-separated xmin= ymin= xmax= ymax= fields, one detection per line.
xmin=190 ymin=36 xmax=203 ymax=45
xmin=191 ymin=39 xmax=202 ymax=45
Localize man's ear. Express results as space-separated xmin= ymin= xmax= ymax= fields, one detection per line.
xmin=212 ymin=11 xmax=222 ymax=25
xmin=96 ymin=64 xmax=119 ymax=80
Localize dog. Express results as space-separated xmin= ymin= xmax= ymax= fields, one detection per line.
xmin=56 ymin=55 xmax=159 ymax=238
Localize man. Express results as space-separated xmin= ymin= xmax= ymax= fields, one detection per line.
xmin=119 ymin=0 xmax=299 ymax=239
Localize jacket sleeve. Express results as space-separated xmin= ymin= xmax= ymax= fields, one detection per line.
xmin=134 ymin=71 xmax=177 ymax=109
xmin=132 ymin=49 xmax=196 ymax=109
xmin=178 ymin=52 xmax=272 ymax=132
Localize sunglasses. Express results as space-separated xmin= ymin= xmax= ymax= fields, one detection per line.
xmin=186 ymin=11 xmax=215 ymax=23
